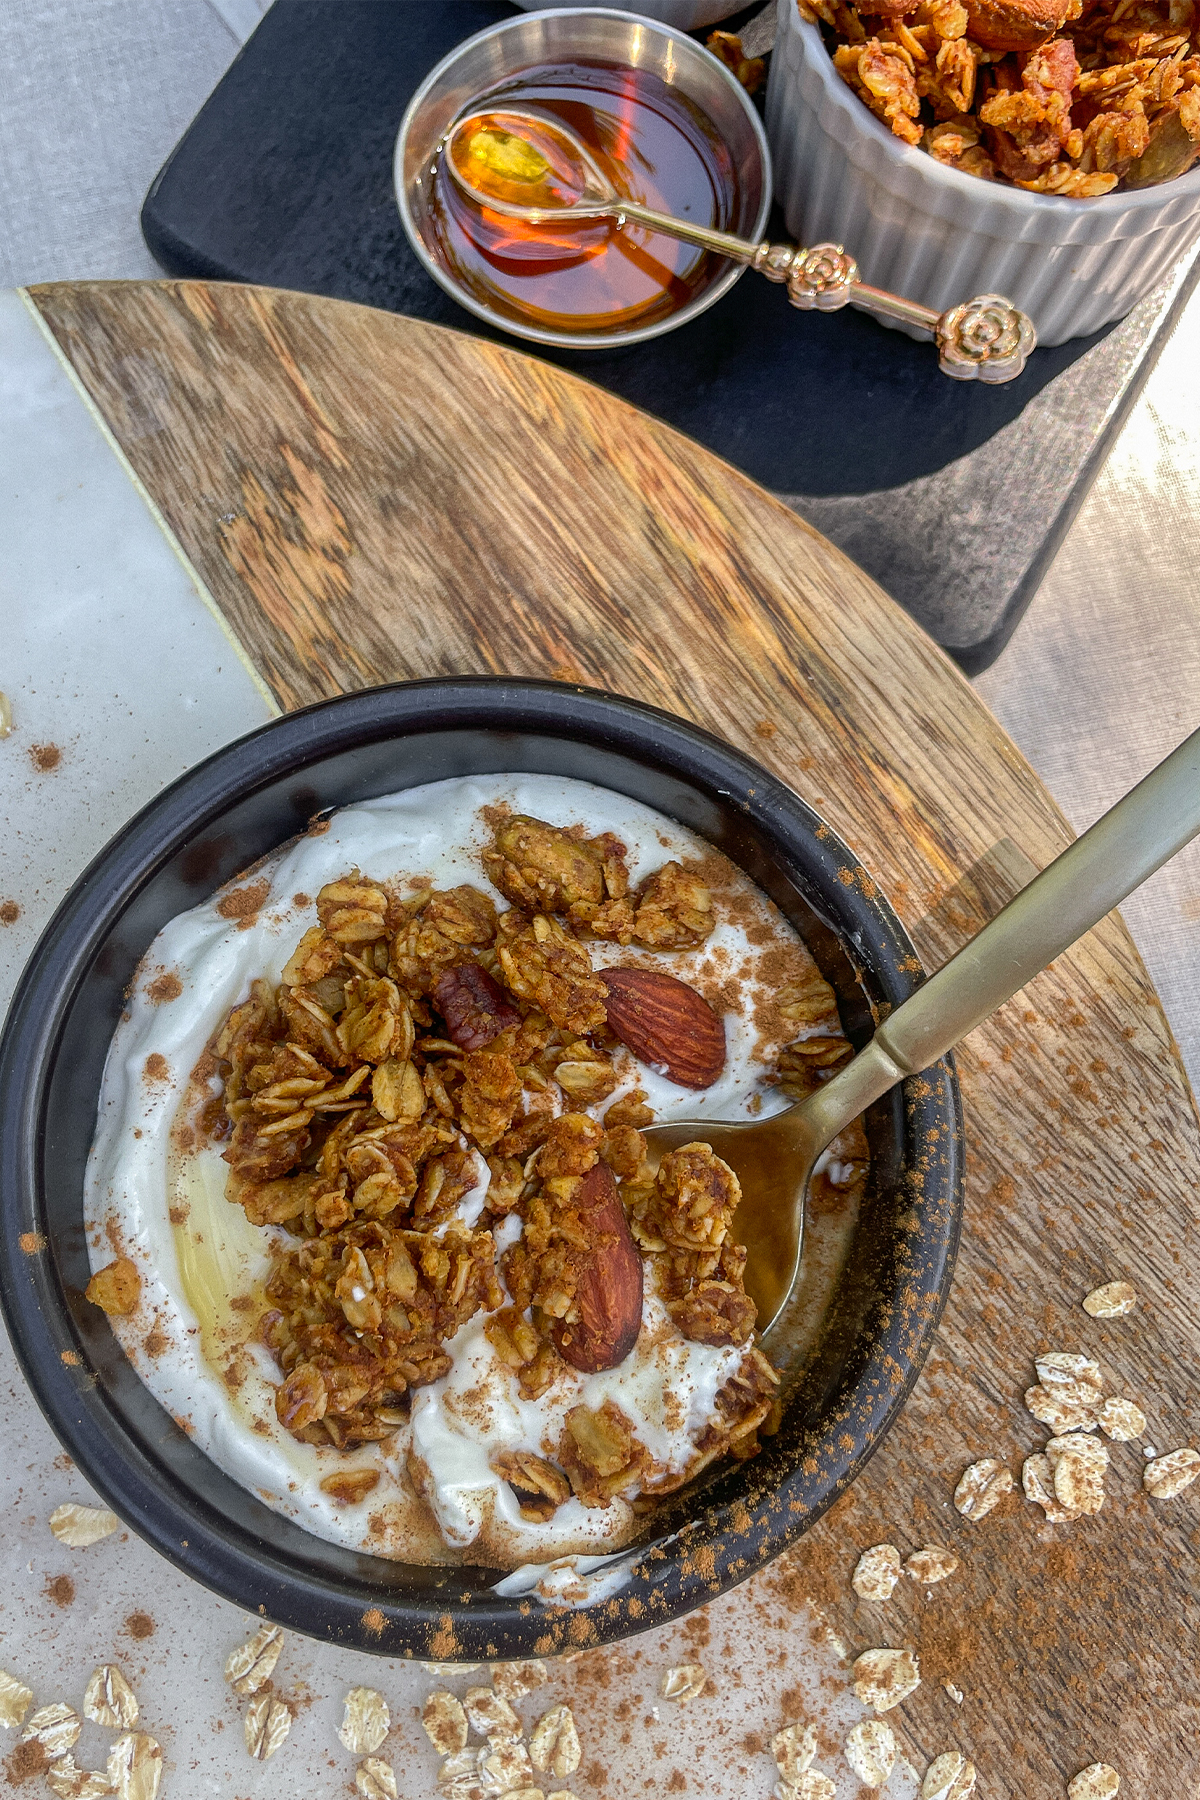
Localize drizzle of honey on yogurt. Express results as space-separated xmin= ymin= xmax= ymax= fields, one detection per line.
xmin=429 ymin=61 xmax=738 ymax=335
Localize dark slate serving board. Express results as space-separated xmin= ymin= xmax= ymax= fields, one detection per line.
xmin=140 ymin=0 xmax=1200 ymax=672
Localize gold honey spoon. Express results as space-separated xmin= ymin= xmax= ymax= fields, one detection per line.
xmin=641 ymin=725 xmax=1200 ymax=1343
xmin=443 ymin=107 xmax=1036 ymax=383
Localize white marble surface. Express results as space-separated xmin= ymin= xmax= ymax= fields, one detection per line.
xmin=0 ymin=4 xmax=1196 ymax=1794
xmin=0 ymin=294 xmax=918 ymax=1800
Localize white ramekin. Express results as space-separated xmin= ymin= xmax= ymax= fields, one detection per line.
xmin=766 ymin=0 xmax=1200 ymax=344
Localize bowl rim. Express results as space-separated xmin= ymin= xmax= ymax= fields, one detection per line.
xmin=778 ymin=0 xmax=1200 ymax=225
xmin=0 ymin=677 xmax=963 ymax=1659
xmin=393 ymin=5 xmax=774 ymax=350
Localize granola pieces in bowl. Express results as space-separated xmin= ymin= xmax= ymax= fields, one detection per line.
xmin=799 ymin=0 xmax=1200 ymax=193
xmin=83 ymin=775 xmax=867 ymax=1572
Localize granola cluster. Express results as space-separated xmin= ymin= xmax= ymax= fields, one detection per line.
xmin=799 ymin=0 xmax=1200 ymax=192
xmin=202 ymin=812 xmax=809 ymax=1528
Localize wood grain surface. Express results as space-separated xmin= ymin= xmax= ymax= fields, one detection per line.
xmin=31 ymin=279 xmax=1200 ymax=1799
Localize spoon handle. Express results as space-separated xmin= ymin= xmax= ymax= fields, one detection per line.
xmin=611 ymin=201 xmax=1035 ymax=383
xmin=797 ymin=723 xmax=1200 ymax=1153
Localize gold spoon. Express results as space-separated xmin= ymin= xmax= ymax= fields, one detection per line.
xmin=640 ymin=725 xmax=1200 ymax=1343
xmin=442 ymin=106 xmax=1036 ymax=383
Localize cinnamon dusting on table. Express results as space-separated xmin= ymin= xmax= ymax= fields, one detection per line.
xmin=0 ymin=901 xmax=19 ymax=925
xmin=29 ymin=743 xmax=61 ymax=773
xmin=43 ymin=1574 xmax=75 ymax=1607
xmin=124 ymin=1611 xmax=155 ymax=1639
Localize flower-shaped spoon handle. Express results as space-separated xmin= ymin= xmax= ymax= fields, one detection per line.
xmin=752 ymin=241 xmax=1035 ymax=383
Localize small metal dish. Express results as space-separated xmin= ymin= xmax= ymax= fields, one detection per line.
xmin=393 ymin=7 xmax=772 ymax=350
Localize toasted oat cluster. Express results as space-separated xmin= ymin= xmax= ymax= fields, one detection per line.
xmin=201 ymin=813 xmax=818 ymax=1526
xmin=798 ymin=0 xmax=1200 ymax=193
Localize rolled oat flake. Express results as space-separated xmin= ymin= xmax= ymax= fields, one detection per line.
xmin=1143 ymin=1446 xmax=1200 ymax=1498
xmin=845 ymin=1718 xmax=897 ymax=1788
xmin=852 ymin=1645 xmax=921 ymax=1711
xmin=1068 ymin=1762 xmax=1120 ymax=1799
xmin=852 ymin=1543 xmax=902 ymax=1600
xmin=1082 ymin=1281 xmax=1136 ymax=1317
xmin=339 ymin=1687 xmax=390 ymax=1755
xmin=922 ymin=1750 xmax=977 ymax=1799
xmin=953 ymin=1457 xmax=1013 ymax=1520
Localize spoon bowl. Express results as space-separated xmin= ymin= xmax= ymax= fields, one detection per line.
xmin=445 ymin=107 xmax=618 ymax=220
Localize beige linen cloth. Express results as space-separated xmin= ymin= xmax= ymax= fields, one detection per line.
xmin=2 ymin=0 xmax=1197 ymax=1090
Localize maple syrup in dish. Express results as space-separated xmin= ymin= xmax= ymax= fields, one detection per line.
xmin=428 ymin=61 xmax=739 ymax=336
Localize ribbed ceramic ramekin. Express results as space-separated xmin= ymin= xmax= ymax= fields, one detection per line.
xmin=766 ymin=0 xmax=1200 ymax=345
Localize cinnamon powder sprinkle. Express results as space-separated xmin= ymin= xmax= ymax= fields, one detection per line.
xmin=29 ymin=743 xmax=61 ymax=772
xmin=216 ymin=878 xmax=271 ymax=924
xmin=0 ymin=901 xmax=19 ymax=925
xmin=146 ymin=971 xmax=183 ymax=1003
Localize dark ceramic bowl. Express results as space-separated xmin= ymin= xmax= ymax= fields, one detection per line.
xmin=0 ymin=679 xmax=962 ymax=1660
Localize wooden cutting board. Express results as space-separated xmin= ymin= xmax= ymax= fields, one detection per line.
xmin=29 ymin=279 xmax=1200 ymax=1800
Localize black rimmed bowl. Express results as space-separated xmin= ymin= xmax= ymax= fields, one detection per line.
xmin=0 ymin=679 xmax=962 ymax=1659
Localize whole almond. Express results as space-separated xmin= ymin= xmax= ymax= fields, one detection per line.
xmin=552 ymin=1161 xmax=643 ymax=1372
xmin=599 ymin=968 xmax=725 ymax=1089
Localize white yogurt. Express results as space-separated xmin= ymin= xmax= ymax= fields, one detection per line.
xmin=85 ymin=774 xmax=821 ymax=1568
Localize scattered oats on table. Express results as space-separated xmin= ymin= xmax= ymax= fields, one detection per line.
xmin=83 ymin=1664 xmax=139 ymax=1729
xmin=49 ymin=1502 xmax=120 ymax=1547
xmin=339 ymin=1687 xmax=390 ymax=1755
xmin=438 ymin=1748 xmax=481 ymax=1794
xmin=943 ymin=1681 xmax=964 ymax=1704
xmin=1098 ymin=1395 xmax=1146 ymax=1441
xmin=1143 ymin=1445 xmax=1200 ymax=1498
xmin=660 ymin=1663 xmax=707 ymax=1702
xmin=773 ymin=1721 xmax=818 ymax=1781
xmin=1083 ymin=1280 xmax=1136 ymax=1317
xmin=0 ymin=1668 xmax=33 ymax=1729
xmin=480 ymin=1737 xmax=535 ymax=1792
xmin=1035 ymin=1352 xmax=1102 ymax=1391
xmin=852 ymin=1543 xmax=902 ymax=1599
xmin=491 ymin=1661 xmax=549 ymax=1702
xmin=783 ymin=1773 xmax=836 ymax=1800
xmin=244 ymin=1692 xmax=291 ymax=1760
xmin=1023 ymin=1451 xmax=1081 ymax=1523
xmin=1068 ymin=1763 xmax=1121 ymax=1799
xmin=529 ymin=1705 xmax=581 ymax=1777
xmin=922 ymin=1749 xmax=977 ymax=1799
xmin=21 ymin=1704 xmax=81 ymax=1757
xmin=1046 ymin=1432 xmax=1109 ymax=1514
xmin=1024 ymin=1377 xmax=1102 ymax=1433
xmin=852 ymin=1646 xmax=921 ymax=1711
xmin=465 ymin=1687 xmax=522 ymax=1741
xmin=904 ymin=1545 xmax=959 ymax=1584
xmin=224 ymin=1623 xmax=283 ymax=1695
xmin=46 ymin=1754 xmax=114 ymax=1799
xmin=953 ymin=1457 xmax=1013 ymax=1519
xmin=107 ymin=1730 xmax=163 ymax=1800
xmin=356 ymin=1756 xmax=399 ymax=1800
xmin=844 ymin=1718 xmax=897 ymax=1787
xmin=423 ymin=1691 xmax=469 ymax=1756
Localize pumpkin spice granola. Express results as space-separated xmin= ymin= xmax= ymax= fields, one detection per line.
xmin=86 ymin=775 xmax=868 ymax=1568
xmin=797 ymin=0 xmax=1200 ymax=191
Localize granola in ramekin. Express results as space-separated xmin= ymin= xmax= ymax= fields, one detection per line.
xmin=84 ymin=776 xmax=867 ymax=1572
xmin=797 ymin=0 xmax=1200 ymax=193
